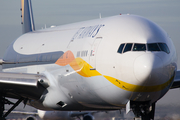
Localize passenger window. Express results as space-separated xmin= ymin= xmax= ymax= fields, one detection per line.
xmin=133 ymin=44 xmax=146 ymax=51
xmin=158 ymin=43 xmax=170 ymax=54
xmin=123 ymin=43 xmax=133 ymax=53
xmin=117 ymin=43 xmax=125 ymax=54
xmin=147 ymin=43 xmax=160 ymax=51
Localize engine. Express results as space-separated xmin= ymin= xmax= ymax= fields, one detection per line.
xmin=38 ymin=110 xmax=70 ymax=120
xmin=26 ymin=116 xmax=37 ymax=120
xmin=83 ymin=114 xmax=94 ymax=120
xmin=37 ymin=110 xmax=94 ymax=120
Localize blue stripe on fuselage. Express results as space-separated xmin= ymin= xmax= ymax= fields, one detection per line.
xmin=2 ymin=44 xmax=64 ymax=69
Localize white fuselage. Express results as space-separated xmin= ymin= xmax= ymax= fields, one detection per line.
xmin=2 ymin=15 xmax=177 ymax=111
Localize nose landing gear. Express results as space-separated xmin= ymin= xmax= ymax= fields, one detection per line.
xmin=130 ymin=101 xmax=156 ymax=120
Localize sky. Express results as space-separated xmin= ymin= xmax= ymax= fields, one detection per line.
xmin=1 ymin=0 xmax=180 ymax=118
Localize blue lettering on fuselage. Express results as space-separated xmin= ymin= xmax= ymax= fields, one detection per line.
xmin=72 ymin=24 xmax=105 ymax=40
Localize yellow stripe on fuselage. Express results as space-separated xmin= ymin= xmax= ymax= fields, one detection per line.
xmin=70 ymin=58 xmax=101 ymax=77
xmin=104 ymin=75 xmax=173 ymax=92
xmin=55 ymin=51 xmax=173 ymax=92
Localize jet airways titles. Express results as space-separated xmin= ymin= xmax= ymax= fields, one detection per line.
xmin=72 ymin=24 xmax=105 ymax=40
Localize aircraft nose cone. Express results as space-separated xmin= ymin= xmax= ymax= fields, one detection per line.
xmin=134 ymin=53 xmax=164 ymax=85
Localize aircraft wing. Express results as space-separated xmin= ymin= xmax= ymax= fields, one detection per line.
xmin=0 ymin=72 xmax=49 ymax=100
xmin=171 ymin=70 xmax=180 ymax=89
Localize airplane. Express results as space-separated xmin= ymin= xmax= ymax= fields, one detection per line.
xmin=0 ymin=0 xmax=180 ymax=120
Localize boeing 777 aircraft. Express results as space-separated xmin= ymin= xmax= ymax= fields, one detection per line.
xmin=1 ymin=0 xmax=180 ymax=120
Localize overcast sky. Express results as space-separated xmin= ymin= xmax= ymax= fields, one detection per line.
xmin=1 ymin=0 xmax=180 ymax=116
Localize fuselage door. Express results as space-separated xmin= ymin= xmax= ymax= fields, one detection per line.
xmin=89 ymin=37 xmax=103 ymax=69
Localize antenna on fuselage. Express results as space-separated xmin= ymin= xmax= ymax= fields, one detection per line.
xmin=99 ymin=13 xmax=101 ymax=19
xmin=20 ymin=0 xmax=35 ymax=34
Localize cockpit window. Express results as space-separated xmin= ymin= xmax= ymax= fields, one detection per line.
xmin=117 ymin=43 xmax=125 ymax=54
xmin=147 ymin=43 xmax=160 ymax=51
xmin=158 ymin=43 xmax=170 ymax=54
xmin=123 ymin=43 xmax=133 ymax=53
xmin=133 ymin=44 xmax=146 ymax=51
xmin=117 ymin=42 xmax=170 ymax=54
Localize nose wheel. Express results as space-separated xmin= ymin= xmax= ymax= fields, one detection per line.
xmin=131 ymin=101 xmax=156 ymax=120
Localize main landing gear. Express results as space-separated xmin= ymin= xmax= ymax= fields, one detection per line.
xmin=0 ymin=93 xmax=24 ymax=120
xmin=131 ymin=101 xmax=156 ymax=120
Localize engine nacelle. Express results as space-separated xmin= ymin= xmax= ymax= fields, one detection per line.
xmin=26 ymin=116 xmax=37 ymax=120
xmin=37 ymin=110 xmax=95 ymax=120
xmin=38 ymin=110 xmax=70 ymax=120
xmin=83 ymin=114 xmax=94 ymax=120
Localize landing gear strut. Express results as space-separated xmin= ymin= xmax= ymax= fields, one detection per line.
xmin=131 ymin=101 xmax=156 ymax=120
xmin=0 ymin=93 xmax=24 ymax=120
xmin=0 ymin=95 xmax=5 ymax=120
